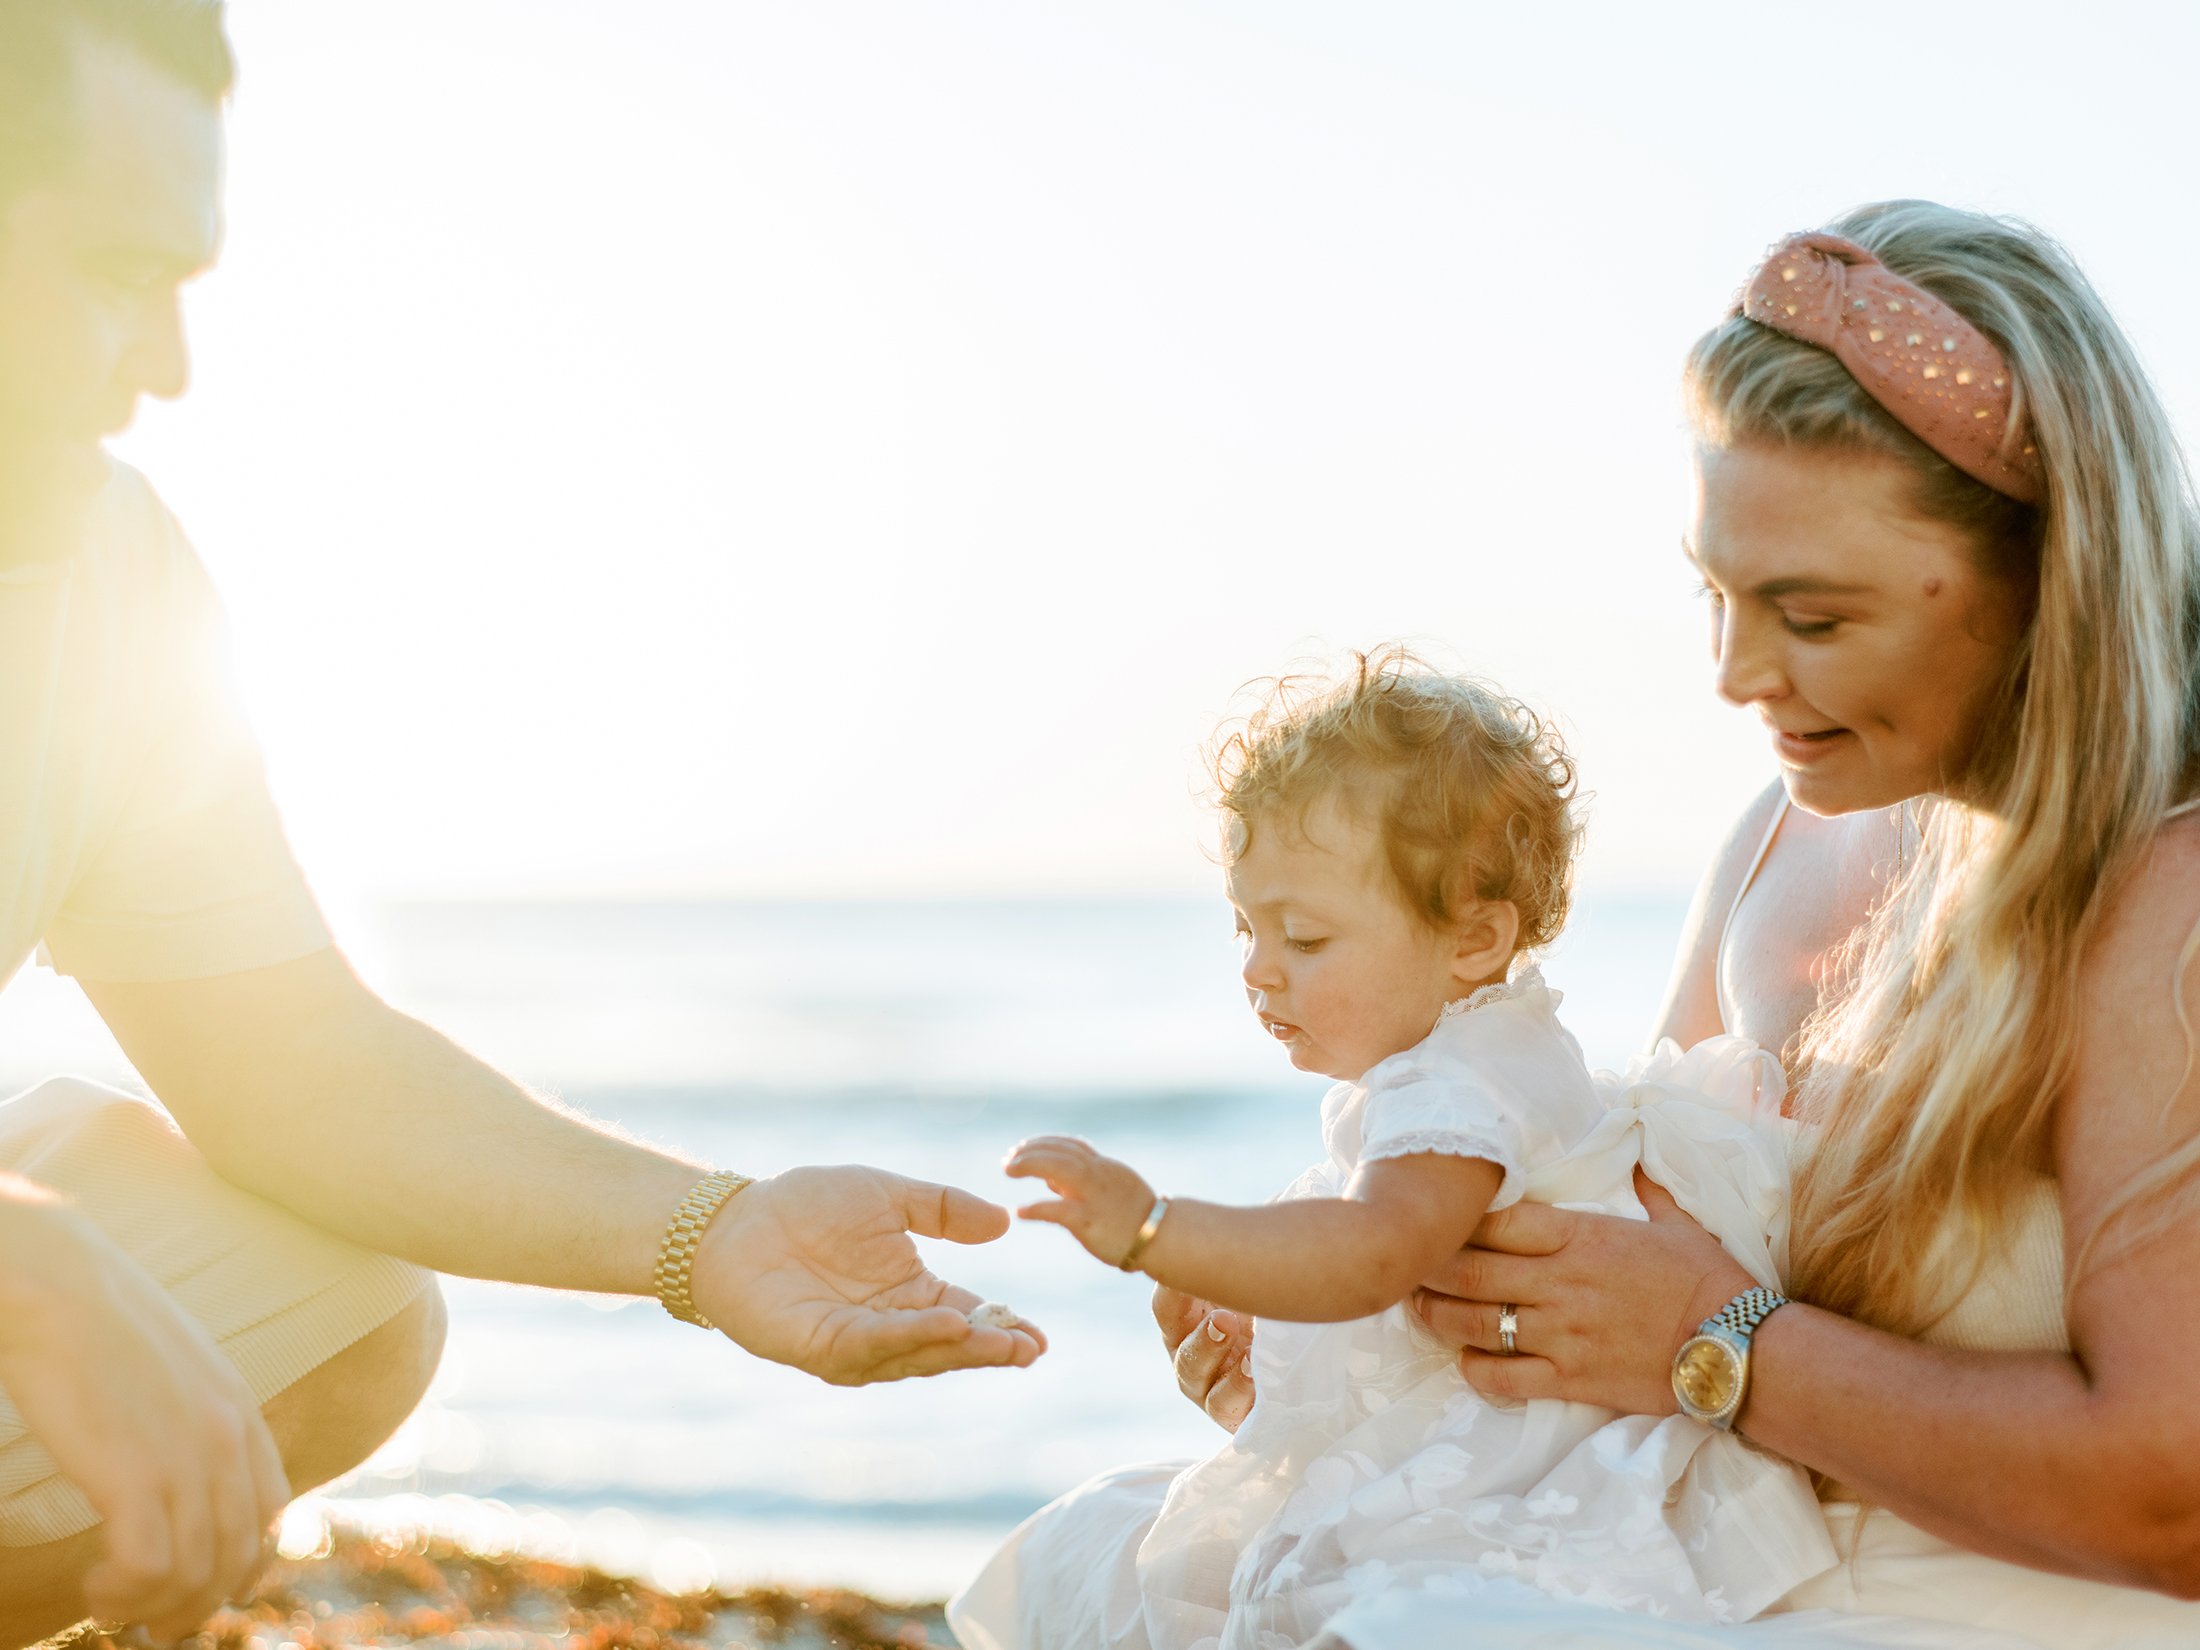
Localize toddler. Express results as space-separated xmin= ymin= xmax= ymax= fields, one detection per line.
xmin=949 ymin=650 xmax=1834 ymax=1650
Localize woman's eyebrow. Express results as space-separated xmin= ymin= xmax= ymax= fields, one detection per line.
xmin=1751 ymin=575 xmax=1876 ymax=598
xmin=1684 ymin=541 xmax=1873 ymax=599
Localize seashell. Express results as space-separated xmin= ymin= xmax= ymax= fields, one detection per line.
xmin=969 ymin=1302 xmax=1024 ymax=1330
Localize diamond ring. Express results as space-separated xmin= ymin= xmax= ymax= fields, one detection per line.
xmin=1498 ymin=1303 xmax=1520 ymax=1356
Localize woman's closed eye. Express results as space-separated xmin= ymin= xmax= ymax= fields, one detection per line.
xmin=1698 ymin=580 xmax=1841 ymax=640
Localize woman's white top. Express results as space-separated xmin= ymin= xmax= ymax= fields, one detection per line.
xmin=949 ymin=969 xmax=1835 ymax=1650
xmin=1301 ymin=804 xmax=2200 ymax=1649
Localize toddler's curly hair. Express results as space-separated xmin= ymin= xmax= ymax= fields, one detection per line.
xmin=1210 ymin=646 xmax=1583 ymax=951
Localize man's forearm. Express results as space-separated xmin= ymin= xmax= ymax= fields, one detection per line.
xmin=208 ymin=1008 xmax=700 ymax=1290
xmin=91 ymin=958 xmax=707 ymax=1293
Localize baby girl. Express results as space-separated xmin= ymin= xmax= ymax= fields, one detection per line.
xmin=949 ymin=650 xmax=1835 ymax=1650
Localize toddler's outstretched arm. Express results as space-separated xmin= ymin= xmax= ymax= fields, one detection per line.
xmin=1006 ymin=1135 xmax=1502 ymax=1324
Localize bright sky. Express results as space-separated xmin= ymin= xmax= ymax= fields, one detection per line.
xmin=110 ymin=0 xmax=2200 ymax=913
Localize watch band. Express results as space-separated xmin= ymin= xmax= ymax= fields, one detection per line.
xmin=1702 ymin=1285 xmax=1788 ymax=1342
xmin=654 ymin=1169 xmax=756 ymax=1329
xmin=1672 ymin=1284 xmax=1790 ymax=1433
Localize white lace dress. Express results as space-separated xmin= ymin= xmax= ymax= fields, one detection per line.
xmin=949 ymin=970 xmax=1837 ymax=1650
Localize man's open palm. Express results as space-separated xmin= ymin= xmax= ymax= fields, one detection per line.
xmin=689 ymin=1165 xmax=1044 ymax=1384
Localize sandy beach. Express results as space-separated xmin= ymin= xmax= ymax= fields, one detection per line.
xmin=50 ymin=1528 xmax=951 ymax=1650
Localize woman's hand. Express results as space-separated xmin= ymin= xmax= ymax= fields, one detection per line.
xmin=690 ymin=1165 xmax=1046 ymax=1385
xmin=1152 ymin=1285 xmax=1255 ymax=1433
xmin=1410 ymin=1171 xmax=1753 ymax=1415
xmin=1004 ymin=1136 xmax=1156 ymax=1267
xmin=0 ymin=1182 xmax=291 ymax=1640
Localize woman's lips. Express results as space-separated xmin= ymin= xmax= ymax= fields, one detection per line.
xmin=1773 ymin=726 xmax=1851 ymax=765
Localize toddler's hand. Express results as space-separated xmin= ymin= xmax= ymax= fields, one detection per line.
xmin=1004 ymin=1136 xmax=1156 ymax=1268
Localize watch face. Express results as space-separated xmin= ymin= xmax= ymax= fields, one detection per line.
xmin=1674 ymin=1335 xmax=1742 ymax=1416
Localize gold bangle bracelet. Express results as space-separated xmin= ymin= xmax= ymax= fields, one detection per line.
xmin=653 ymin=1169 xmax=755 ymax=1329
xmin=1117 ymin=1195 xmax=1171 ymax=1273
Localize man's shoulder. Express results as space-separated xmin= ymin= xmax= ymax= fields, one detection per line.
xmin=89 ymin=459 xmax=189 ymax=553
xmin=78 ymin=460 xmax=211 ymax=602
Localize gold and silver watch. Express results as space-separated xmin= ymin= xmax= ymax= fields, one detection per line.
xmin=1671 ymin=1285 xmax=1788 ymax=1432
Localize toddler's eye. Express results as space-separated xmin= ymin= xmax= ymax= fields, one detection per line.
xmin=1287 ymin=936 xmax=1327 ymax=955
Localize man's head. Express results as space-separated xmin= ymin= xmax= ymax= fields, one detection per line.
xmin=0 ymin=1 xmax=232 ymax=499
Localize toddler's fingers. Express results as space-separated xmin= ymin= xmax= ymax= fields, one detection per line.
xmin=1016 ymin=1198 xmax=1077 ymax=1227
xmin=1004 ymin=1145 xmax=1093 ymax=1185
xmin=1004 ymin=1134 xmax=1092 ymax=1166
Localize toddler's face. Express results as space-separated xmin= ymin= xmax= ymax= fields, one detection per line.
xmin=1226 ymin=798 xmax=1475 ymax=1082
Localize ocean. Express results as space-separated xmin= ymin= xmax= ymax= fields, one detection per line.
xmin=0 ymin=891 xmax=1690 ymax=1600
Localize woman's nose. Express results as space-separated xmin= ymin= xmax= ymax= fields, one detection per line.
xmin=1713 ymin=610 xmax=1786 ymax=708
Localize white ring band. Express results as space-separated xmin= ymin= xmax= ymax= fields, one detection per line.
xmin=1498 ymin=1303 xmax=1520 ymax=1356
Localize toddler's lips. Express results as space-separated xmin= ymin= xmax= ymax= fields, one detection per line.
xmin=1261 ymin=1016 xmax=1300 ymax=1042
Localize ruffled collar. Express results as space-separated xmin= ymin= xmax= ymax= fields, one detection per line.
xmin=1436 ymin=962 xmax=1547 ymax=1023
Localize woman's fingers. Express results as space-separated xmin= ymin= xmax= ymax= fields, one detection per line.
xmin=1410 ymin=1289 xmax=1512 ymax=1352
xmin=1465 ymin=1198 xmax=1573 ymax=1255
xmin=1634 ymin=1166 xmax=1691 ymax=1222
xmin=1175 ymin=1311 xmax=1253 ymax=1408
xmin=1457 ymin=1349 xmax=1563 ymax=1403
xmin=1151 ymin=1284 xmax=1206 ymax=1353
xmin=1418 ymin=1244 xmax=1550 ymax=1308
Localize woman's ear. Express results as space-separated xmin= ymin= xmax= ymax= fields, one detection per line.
xmin=1451 ymin=900 xmax=1520 ymax=989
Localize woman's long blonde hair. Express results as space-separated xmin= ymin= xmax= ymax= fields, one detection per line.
xmin=1686 ymin=201 xmax=2200 ymax=1332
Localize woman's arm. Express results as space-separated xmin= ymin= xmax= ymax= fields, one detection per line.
xmin=1415 ymin=830 xmax=2200 ymax=1598
xmin=1008 ymin=1135 xmax=1502 ymax=1323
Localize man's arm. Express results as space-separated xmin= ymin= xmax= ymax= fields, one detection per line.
xmin=88 ymin=946 xmax=706 ymax=1290
xmin=84 ymin=947 xmax=1043 ymax=1383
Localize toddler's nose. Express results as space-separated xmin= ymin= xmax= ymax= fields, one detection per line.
xmin=1241 ymin=944 xmax=1285 ymax=995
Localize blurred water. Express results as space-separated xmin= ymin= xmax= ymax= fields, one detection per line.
xmin=0 ymin=890 xmax=1689 ymax=1599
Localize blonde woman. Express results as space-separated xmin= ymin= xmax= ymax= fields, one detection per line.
xmin=1161 ymin=202 xmax=2200 ymax=1648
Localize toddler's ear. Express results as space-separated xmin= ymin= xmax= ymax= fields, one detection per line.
xmin=1452 ymin=899 xmax=1520 ymax=986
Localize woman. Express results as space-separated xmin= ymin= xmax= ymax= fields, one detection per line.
xmin=1161 ymin=200 xmax=2200 ymax=1647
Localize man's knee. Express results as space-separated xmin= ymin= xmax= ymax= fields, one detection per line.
xmin=263 ymin=1280 xmax=447 ymax=1495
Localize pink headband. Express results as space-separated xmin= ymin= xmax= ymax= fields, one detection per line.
xmin=1740 ymin=233 xmax=2045 ymax=507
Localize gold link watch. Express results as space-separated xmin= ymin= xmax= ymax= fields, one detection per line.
xmin=653 ymin=1169 xmax=755 ymax=1330
xmin=1671 ymin=1285 xmax=1788 ymax=1432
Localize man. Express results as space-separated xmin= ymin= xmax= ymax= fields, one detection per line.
xmin=0 ymin=4 xmax=1042 ymax=1643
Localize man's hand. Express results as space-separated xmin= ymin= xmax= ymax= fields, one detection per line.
xmin=1153 ymin=1285 xmax=1255 ymax=1432
xmin=686 ymin=1166 xmax=1045 ymax=1385
xmin=1003 ymin=1135 xmax=1155 ymax=1266
xmin=0 ymin=1182 xmax=290 ymax=1638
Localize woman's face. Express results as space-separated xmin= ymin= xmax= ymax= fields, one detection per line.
xmin=1687 ymin=442 xmax=2031 ymax=815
